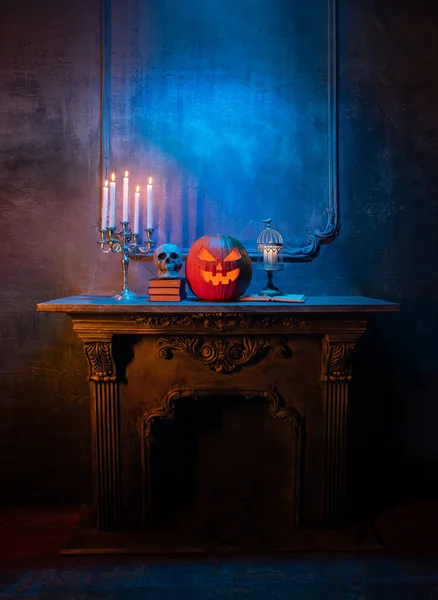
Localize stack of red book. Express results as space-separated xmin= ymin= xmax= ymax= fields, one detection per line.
xmin=148 ymin=278 xmax=187 ymax=302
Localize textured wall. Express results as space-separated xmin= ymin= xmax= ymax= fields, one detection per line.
xmin=0 ymin=0 xmax=437 ymax=509
xmin=0 ymin=0 xmax=101 ymax=505
xmin=336 ymin=0 xmax=438 ymax=512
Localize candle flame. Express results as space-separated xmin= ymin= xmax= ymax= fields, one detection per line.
xmin=136 ymin=185 xmax=140 ymax=192
xmin=104 ymin=179 xmax=108 ymax=187
xmin=111 ymin=172 xmax=115 ymax=181
xmin=148 ymin=177 xmax=153 ymax=185
xmin=124 ymin=170 xmax=129 ymax=177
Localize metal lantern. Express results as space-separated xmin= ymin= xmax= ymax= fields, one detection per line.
xmin=257 ymin=218 xmax=284 ymax=297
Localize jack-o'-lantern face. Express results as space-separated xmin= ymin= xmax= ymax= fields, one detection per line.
xmin=186 ymin=235 xmax=252 ymax=301
xmin=197 ymin=246 xmax=242 ymax=286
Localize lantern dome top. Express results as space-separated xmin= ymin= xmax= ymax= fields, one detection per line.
xmin=257 ymin=218 xmax=283 ymax=247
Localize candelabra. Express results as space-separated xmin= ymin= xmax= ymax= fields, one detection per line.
xmin=99 ymin=222 xmax=155 ymax=301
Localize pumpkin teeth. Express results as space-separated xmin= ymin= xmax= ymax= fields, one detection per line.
xmin=200 ymin=268 xmax=240 ymax=286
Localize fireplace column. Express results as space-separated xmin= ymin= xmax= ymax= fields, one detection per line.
xmin=79 ymin=333 xmax=122 ymax=532
xmin=322 ymin=328 xmax=365 ymax=529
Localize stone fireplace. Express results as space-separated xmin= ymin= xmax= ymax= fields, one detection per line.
xmin=139 ymin=385 xmax=302 ymax=548
xmin=36 ymin=295 xmax=399 ymax=552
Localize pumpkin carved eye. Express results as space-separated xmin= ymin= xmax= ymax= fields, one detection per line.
xmin=198 ymin=247 xmax=216 ymax=262
xmin=224 ymin=248 xmax=241 ymax=261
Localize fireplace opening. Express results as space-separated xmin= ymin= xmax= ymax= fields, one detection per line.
xmin=143 ymin=391 xmax=301 ymax=548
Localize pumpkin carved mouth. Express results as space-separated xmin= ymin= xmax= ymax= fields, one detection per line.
xmin=200 ymin=268 xmax=240 ymax=286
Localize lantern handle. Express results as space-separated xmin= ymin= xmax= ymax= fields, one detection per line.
xmin=261 ymin=218 xmax=272 ymax=229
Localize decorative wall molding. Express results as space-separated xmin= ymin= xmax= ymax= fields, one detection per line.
xmin=100 ymin=0 xmax=339 ymax=262
xmin=156 ymin=335 xmax=289 ymax=373
xmin=280 ymin=0 xmax=340 ymax=261
xmin=283 ymin=207 xmax=339 ymax=260
xmin=84 ymin=341 xmax=116 ymax=382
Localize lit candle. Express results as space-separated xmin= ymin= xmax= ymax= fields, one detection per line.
xmin=122 ymin=170 xmax=129 ymax=222
xmin=101 ymin=179 xmax=109 ymax=229
xmin=109 ymin=172 xmax=116 ymax=228
xmin=272 ymin=248 xmax=278 ymax=265
xmin=134 ymin=185 xmax=140 ymax=234
xmin=263 ymin=246 xmax=277 ymax=266
xmin=146 ymin=177 xmax=153 ymax=229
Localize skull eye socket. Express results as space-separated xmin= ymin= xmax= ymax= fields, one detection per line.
xmin=224 ymin=248 xmax=241 ymax=261
xmin=158 ymin=253 xmax=166 ymax=260
xmin=198 ymin=247 xmax=216 ymax=262
xmin=170 ymin=252 xmax=179 ymax=259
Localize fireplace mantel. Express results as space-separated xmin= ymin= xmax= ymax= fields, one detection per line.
xmin=38 ymin=295 xmax=397 ymax=314
xmin=37 ymin=295 xmax=398 ymax=552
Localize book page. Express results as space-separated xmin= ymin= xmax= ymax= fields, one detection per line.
xmin=239 ymin=294 xmax=306 ymax=303
xmin=273 ymin=294 xmax=306 ymax=303
xmin=239 ymin=296 xmax=271 ymax=302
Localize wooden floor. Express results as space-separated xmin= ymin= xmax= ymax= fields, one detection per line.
xmin=0 ymin=503 xmax=437 ymax=599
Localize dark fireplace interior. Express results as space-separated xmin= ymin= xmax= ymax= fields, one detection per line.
xmin=149 ymin=394 xmax=294 ymax=547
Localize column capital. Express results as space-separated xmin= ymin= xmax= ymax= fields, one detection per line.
xmin=322 ymin=329 xmax=365 ymax=383
xmin=83 ymin=340 xmax=116 ymax=382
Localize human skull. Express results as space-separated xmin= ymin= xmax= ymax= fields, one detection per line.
xmin=153 ymin=243 xmax=183 ymax=279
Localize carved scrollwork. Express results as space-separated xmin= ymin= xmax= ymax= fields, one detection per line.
xmin=139 ymin=382 xmax=303 ymax=527
xmin=259 ymin=316 xmax=309 ymax=330
xmin=130 ymin=313 xmax=250 ymax=331
xmin=129 ymin=315 xmax=196 ymax=328
xmin=156 ymin=336 xmax=289 ymax=373
xmin=324 ymin=339 xmax=356 ymax=382
xmin=282 ymin=317 xmax=308 ymax=330
xmin=141 ymin=383 xmax=301 ymax=437
xmin=244 ymin=385 xmax=301 ymax=435
xmin=141 ymin=383 xmax=196 ymax=437
xmin=283 ymin=206 xmax=339 ymax=260
xmin=84 ymin=342 xmax=116 ymax=382
xmin=200 ymin=313 xmax=253 ymax=332
xmin=128 ymin=313 xmax=307 ymax=332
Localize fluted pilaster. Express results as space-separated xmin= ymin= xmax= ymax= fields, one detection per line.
xmin=322 ymin=331 xmax=364 ymax=528
xmin=83 ymin=338 xmax=122 ymax=532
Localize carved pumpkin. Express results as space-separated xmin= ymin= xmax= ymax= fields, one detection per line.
xmin=186 ymin=234 xmax=252 ymax=301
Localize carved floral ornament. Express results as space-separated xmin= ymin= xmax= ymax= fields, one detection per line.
xmin=84 ymin=342 xmax=116 ymax=382
xmin=129 ymin=313 xmax=308 ymax=332
xmin=156 ymin=335 xmax=290 ymax=373
xmin=324 ymin=339 xmax=356 ymax=382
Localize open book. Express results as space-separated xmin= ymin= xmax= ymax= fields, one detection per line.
xmin=239 ymin=294 xmax=307 ymax=303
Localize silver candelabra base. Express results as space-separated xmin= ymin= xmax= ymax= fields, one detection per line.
xmin=98 ymin=222 xmax=155 ymax=300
